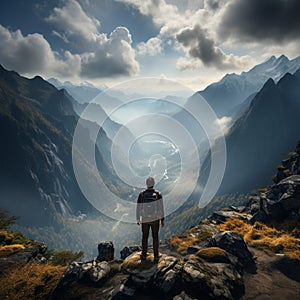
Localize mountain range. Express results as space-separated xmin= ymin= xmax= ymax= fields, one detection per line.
xmin=1 ymin=56 xmax=300 ymax=253
xmin=199 ymin=55 xmax=300 ymax=117
xmin=47 ymin=78 xmax=107 ymax=104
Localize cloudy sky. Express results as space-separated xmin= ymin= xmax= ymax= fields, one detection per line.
xmin=0 ymin=0 xmax=299 ymax=90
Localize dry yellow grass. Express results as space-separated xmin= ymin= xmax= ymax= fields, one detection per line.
xmin=217 ymin=218 xmax=300 ymax=259
xmin=195 ymin=247 xmax=227 ymax=260
xmin=0 ymin=262 xmax=66 ymax=300
xmin=194 ymin=247 xmax=230 ymax=264
xmin=121 ymin=252 xmax=156 ymax=270
xmin=169 ymin=235 xmax=199 ymax=254
xmin=0 ymin=244 xmax=25 ymax=257
xmin=169 ymin=226 xmax=213 ymax=255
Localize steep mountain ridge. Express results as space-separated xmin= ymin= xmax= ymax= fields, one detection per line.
xmin=0 ymin=65 xmax=110 ymax=225
xmin=213 ymin=70 xmax=300 ymax=195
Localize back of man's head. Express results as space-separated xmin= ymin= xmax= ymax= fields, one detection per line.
xmin=146 ymin=177 xmax=155 ymax=188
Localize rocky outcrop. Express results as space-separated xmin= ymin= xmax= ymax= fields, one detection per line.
xmin=54 ymin=259 xmax=111 ymax=287
xmin=244 ymin=175 xmax=300 ymax=224
xmin=119 ymin=250 xmax=245 ymax=299
xmin=52 ymin=233 xmax=255 ymax=300
xmin=97 ymin=241 xmax=114 ymax=261
xmin=242 ymin=141 xmax=300 ymax=224
xmin=273 ymin=140 xmax=300 ymax=183
xmin=0 ymin=243 xmax=47 ymax=276
xmin=182 ymin=254 xmax=244 ymax=299
xmin=208 ymin=232 xmax=256 ymax=271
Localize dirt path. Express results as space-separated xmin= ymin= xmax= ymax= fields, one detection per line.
xmin=241 ymin=247 xmax=300 ymax=300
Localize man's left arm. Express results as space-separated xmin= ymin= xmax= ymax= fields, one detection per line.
xmin=136 ymin=192 xmax=142 ymax=225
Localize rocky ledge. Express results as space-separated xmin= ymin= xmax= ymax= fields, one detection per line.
xmin=51 ymin=225 xmax=255 ymax=300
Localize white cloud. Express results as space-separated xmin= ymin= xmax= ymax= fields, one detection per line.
xmin=0 ymin=25 xmax=81 ymax=78
xmin=137 ymin=37 xmax=163 ymax=56
xmin=118 ymin=0 xmax=257 ymax=72
xmin=176 ymin=57 xmax=202 ymax=71
xmin=46 ymin=0 xmax=139 ymax=78
xmin=46 ymin=0 xmax=100 ymax=46
xmin=215 ymin=116 xmax=232 ymax=133
xmin=81 ymin=27 xmax=139 ymax=78
xmin=117 ymin=0 xmax=179 ymax=27
xmin=0 ymin=0 xmax=139 ymax=80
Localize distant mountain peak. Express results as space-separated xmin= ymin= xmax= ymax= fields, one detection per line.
xmin=278 ymin=54 xmax=288 ymax=61
xmin=31 ymin=75 xmax=46 ymax=83
xmin=264 ymin=55 xmax=276 ymax=63
xmin=263 ymin=77 xmax=276 ymax=88
xmin=199 ymin=54 xmax=300 ymax=117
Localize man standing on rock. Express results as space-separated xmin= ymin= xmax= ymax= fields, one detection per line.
xmin=136 ymin=177 xmax=164 ymax=262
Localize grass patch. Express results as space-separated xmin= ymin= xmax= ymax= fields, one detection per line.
xmin=0 ymin=244 xmax=25 ymax=257
xmin=121 ymin=252 xmax=156 ymax=271
xmin=217 ymin=218 xmax=300 ymax=259
xmin=0 ymin=262 xmax=66 ymax=300
xmin=169 ymin=235 xmax=199 ymax=255
xmin=195 ymin=247 xmax=228 ymax=263
xmin=169 ymin=225 xmax=214 ymax=255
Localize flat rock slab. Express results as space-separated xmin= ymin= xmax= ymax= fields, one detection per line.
xmin=121 ymin=252 xmax=178 ymax=286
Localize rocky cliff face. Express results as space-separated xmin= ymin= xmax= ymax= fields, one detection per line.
xmin=0 ymin=65 xmax=108 ymax=225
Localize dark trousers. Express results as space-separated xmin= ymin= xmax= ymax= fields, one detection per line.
xmin=141 ymin=220 xmax=160 ymax=257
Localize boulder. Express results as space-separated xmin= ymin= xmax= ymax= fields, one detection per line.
xmin=54 ymin=259 xmax=111 ymax=289
xmin=120 ymin=245 xmax=142 ymax=260
xmin=154 ymin=257 xmax=183 ymax=294
xmin=182 ymin=256 xmax=244 ymax=299
xmin=208 ymin=231 xmax=256 ymax=270
xmin=97 ymin=241 xmax=114 ymax=261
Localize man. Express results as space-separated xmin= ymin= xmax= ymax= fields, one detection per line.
xmin=136 ymin=177 xmax=164 ymax=262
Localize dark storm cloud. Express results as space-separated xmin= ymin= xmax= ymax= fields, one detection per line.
xmin=205 ymin=0 xmax=221 ymax=11
xmin=176 ymin=25 xmax=224 ymax=67
xmin=220 ymin=0 xmax=300 ymax=42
